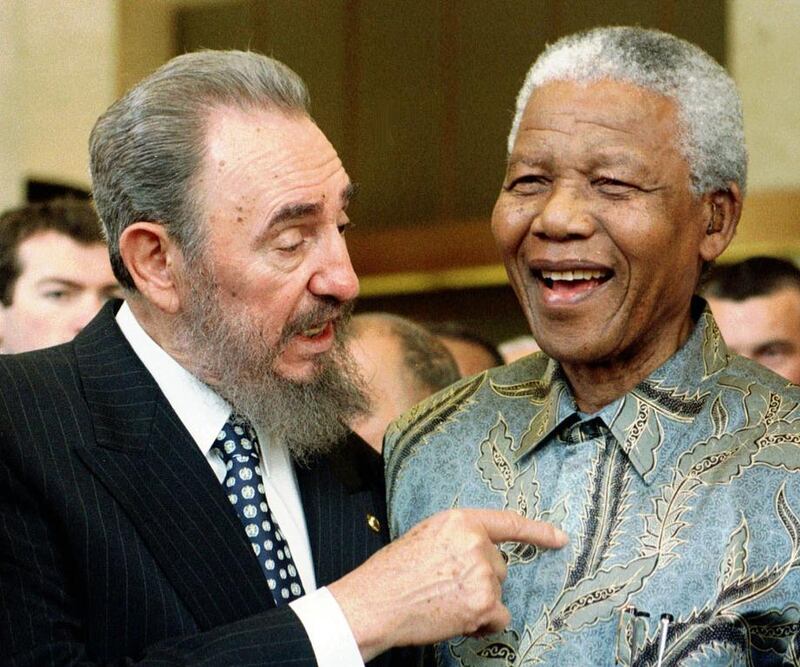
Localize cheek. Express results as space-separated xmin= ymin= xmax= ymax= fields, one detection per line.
xmin=491 ymin=198 xmax=532 ymax=255
xmin=787 ymin=355 xmax=800 ymax=374
xmin=13 ymin=310 xmax=55 ymax=342
xmin=21 ymin=300 xmax=57 ymax=323
xmin=603 ymin=206 xmax=680 ymax=266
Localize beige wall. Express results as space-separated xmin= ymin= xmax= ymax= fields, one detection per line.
xmin=729 ymin=0 xmax=800 ymax=192
xmin=724 ymin=0 xmax=800 ymax=259
xmin=0 ymin=2 xmax=24 ymax=210
xmin=0 ymin=0 xmax=118 ymax=212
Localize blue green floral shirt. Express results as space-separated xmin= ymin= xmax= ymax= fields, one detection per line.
xmin=385 ymin=307 xmax=800 ymax=666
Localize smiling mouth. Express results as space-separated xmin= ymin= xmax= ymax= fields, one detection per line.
xmin=539 ymin=268 xmax=611 ymax=287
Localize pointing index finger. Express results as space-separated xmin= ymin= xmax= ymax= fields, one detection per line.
xmin=472 ymin=508 xmax=569 ymax=549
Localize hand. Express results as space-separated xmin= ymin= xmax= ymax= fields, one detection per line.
xmin=327 ymin=508 xmax=568 ymax=661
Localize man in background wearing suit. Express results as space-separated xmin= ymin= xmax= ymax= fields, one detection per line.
xmin=0 ymin=51 xmax=567 ymax=666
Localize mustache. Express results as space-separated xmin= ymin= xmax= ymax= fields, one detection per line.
xmin=279 ymin=298 xmax=356 ymax=344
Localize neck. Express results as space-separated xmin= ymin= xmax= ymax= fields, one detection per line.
xmin=561 ymin=317 xmax=695 ymax=414
xmin=127 ymin=297 xmax=200 ymax=377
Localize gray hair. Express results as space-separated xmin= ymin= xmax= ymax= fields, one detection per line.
xmin=507 ymin=27 xmax=747 ymax=196
xmin=89 ymin=50 xmax=310 ymax=290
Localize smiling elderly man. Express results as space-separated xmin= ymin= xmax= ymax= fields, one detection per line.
xmin=386 ymin=27 xmax=800 ymax=666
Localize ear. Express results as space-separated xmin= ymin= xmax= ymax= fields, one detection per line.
xmin=699 ymin=183 xmax=743 ymax=262
xmin=118 ymin=222 xmax=185 ymax=314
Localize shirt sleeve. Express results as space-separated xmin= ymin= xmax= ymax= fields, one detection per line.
xmin=290 ymin=586 xmax=365 ymax=667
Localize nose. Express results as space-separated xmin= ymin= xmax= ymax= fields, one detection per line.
xmin=532 ymin=182 xmax=594 ymax=241
xmin=308 ymin=229 xmax=360 ymax=303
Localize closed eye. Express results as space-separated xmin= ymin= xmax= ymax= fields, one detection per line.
xmin=593 ymin=177 xmax=639 ymax=197
xmin=757 ymin=342 xmax=793 ymax=359
xmin=40 ymin=284 xmax=79 ymax=301
xmin=274 ymin=228 xmax=305 ymax=253
xmin=507 ymin=174 xmax=551 ymax=194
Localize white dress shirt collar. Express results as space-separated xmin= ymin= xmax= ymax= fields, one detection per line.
xmin=113 ymin=301 xmax=363 ymax=666
xmin=115 ymin=301 xmax=230 ymax=455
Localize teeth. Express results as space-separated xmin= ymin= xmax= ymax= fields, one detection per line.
xmin=303 ymin=324 xmax=326 ymax=337
xmin=541 ymin=269 xmax=607 ymax=281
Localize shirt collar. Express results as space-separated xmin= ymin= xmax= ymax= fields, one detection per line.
xmin=116 ymin=302 xmax=231 ymax=456
xmin=509 ymin=299 xmax=729 ymax=483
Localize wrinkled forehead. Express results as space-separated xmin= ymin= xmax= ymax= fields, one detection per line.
xmin=193 ymin=105 xmax=347 ymax=228
xmin=524 ymin=77 xmax=678 ymax=125
xmin=516 ymin=79 xmax=686 ymax=163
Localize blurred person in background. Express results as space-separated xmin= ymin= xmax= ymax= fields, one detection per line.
xmin=427 ymin=321 xmax=504 ymax=376
xmin=347 ymin=312 xmax=460 ymax=451
xmin=0 ymin=199 xmax=120 ymax=353
xmin=702 ymin=255 xmax=800 ymax=383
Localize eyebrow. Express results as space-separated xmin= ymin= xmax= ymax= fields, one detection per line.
xmin=35 ymin=278 xmax=83 ymax=289
xmin=342 ymin=182 xmax=359 ymax=208
xmin=268 ymin=182 xmax=358 ymax=228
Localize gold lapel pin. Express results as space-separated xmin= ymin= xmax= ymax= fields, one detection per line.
xmin=366 ymin=513 xmax=381 ymax=533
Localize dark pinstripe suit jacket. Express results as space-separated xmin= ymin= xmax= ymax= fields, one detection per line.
xmin=0 ymin=302 xmax=425 ymax=666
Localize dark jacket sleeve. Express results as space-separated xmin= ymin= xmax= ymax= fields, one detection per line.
xmin=0 ymin=453 xmax=319 ymax=667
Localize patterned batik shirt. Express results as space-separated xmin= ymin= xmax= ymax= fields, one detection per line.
xmin=385 ymin=308 xmax=800 ymax=666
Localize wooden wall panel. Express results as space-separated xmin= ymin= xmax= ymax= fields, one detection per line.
xmin=174 ymin=1 xmax=250 ymax=52
xmin=249 ymin=1 xmax=350 ymax=157
xmin=173 ymin=0 xmax=734 ymax=296
xmin=449 ymin=2 xmax=552 ymax=222
xmin=353 ymin=2 xmax=445 ymax=229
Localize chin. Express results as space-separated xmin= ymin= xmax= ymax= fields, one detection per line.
xmin=537 ymin=336 xmax=608 ymax=366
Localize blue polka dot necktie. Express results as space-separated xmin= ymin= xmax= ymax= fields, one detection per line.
xmin=210 ymin=415 xmax=305 ymax=605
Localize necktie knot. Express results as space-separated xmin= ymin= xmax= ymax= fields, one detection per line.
xmin=213 ymin=416 xmax=256 ymax=454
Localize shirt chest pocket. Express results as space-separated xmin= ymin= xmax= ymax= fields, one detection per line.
xmin=615 ymin=605 xmax=800 ymax=666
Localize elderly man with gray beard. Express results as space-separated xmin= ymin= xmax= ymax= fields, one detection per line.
xmin=386 ymin=27 xmax=800 ymax=666
xmin=0 ymin=52 xmax=568 ymax=666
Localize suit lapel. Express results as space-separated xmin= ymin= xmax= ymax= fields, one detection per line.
xmin=299 ymin=438 xmax=427 ymax=667
xmin=72 ymin=302 xmax=275 ymax=630
xmin=297 ymin=432 xmax=390 ymax=587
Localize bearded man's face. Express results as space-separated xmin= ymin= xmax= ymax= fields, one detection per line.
xmin=174 ymin=108 xmax=369 ymax=461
